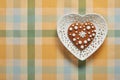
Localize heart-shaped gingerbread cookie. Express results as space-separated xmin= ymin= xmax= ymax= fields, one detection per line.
xmin=57 ymin=14 xmax=107 ymax=61
xmin=68 ymin=22 xmax=96 ymax=50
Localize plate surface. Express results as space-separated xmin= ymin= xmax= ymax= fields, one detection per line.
xmin=57 ymin=14 xmax=108 ymax=61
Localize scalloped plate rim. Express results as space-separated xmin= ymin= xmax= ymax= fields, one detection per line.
xmin=57 ymin=13 xmax=108 ymax=61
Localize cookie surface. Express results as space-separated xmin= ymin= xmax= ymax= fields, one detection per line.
xmin=68 ymin=22 xmax=96 ymax=50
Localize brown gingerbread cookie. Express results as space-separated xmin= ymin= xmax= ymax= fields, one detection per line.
xmin=68 ymin=22 xmax=96 ymax=50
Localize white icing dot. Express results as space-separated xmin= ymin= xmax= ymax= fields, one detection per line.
xmin=69 ymin=27 xmax=73 ymax=31
xmin=79 ymin=26 xmax=82 ymax=28
xmin=80 ymin=45 xmax=84 ymax=49
xmin=74 ymin=26 xmax=78 ymax=30
xmin=92 ymin=33 xmax=95 ymax=36
xmin=83 ymin=28 xmax=86 ymax=31
xmin=75 ymin=31 xmax=78 ymax=33
xmin=84 ymin=40 xmax=87 ymax=44
xmin=76 ymin=23 xmax=78 ymax=25
xmin=92 ymin=26 xmax=94 ymax=28
xmin=94 ymin=30 xmax=96 ymax=32
xmin=78 ymin=40 xmax=82 ymax=44
xmin=73 ymin=38 xmax=76 ymax=41
xmin=87 ymin=38 xmax=91 ymax=41
xmin=72 ymin=33 xmax=76 ymax=37
xmin=77 ymin=37 xmax=79 ymax=39
xmin=89 ymin=35 xmax=92 ymax=37
xmin=85 ymin=23 xmax=87 ymax=25
xmin=86 ymin=26 xmax=91 ymax=30
xmin=88 ymin=32 xmax=90 ymax=34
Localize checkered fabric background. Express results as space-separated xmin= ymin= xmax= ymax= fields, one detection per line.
xmin=0 ymin=0 xmax=120 ymax=80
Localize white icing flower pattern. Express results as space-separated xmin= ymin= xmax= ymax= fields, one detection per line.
xmin=79 ymin=31 xmax=86 ymax=38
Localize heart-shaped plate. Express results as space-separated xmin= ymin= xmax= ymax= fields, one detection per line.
xmin=57 ymin=14 xmax=108 ymax=61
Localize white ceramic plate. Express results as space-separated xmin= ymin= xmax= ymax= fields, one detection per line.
xmin=57 ymin=14 xmax=108 ymax=61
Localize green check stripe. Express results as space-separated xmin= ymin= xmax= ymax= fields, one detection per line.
xmin=0 ymin=30 xmax=6 ymax=37
xmin=0 ymin=30 xmax=119 ymax=37
xmin=78 ymin=0 xmax=86 ymax=80
xmin=78 ymin=0 xmax=86 ymax=15
xmin=28 ymin=0 xmax=35 ymax=80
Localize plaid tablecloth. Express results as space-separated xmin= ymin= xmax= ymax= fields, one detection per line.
xmin=0 ymin=0 xmax=120 ymax=80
